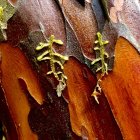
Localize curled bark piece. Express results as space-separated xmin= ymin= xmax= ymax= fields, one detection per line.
xmin=59 ymin=0 xmax=98 ymax=60
xmin=101 ymin=37 xmax=140 ymax=140
xmin=0 ymin=43 xmax=44 ymax=139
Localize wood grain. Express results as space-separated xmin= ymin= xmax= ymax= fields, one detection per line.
xmin=64 ymin=57 xmax=123 ymax=140
xmin=101 ymin=37 xmax=140 ymax=140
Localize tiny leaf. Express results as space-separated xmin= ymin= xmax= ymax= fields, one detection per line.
xmin=104 ymin=52 xmax=109 ymax=58
xmin=91 ymin=58 xmax=102 ymax=65
xmin=52 ymin=59 xmax=64 ymax=69
xmin=103 ymin=40 xmax=109 ymax=45
xmin=94 ymin=47 xmax=100 ymax=51
xmin=53 ymin=53 xmax=69 ymax=60
xmin=96 ymin=67 xmax=102 ymax=72
xmin=47 ymin=71 xmax=53 ymax=75
xmin=94 ymin=40 xmax=99 ymax=44
xmin=53 ymin=39 xmax=63 ymax=45
xmin=36 ymin=42 xmax=49 ymax=50
xmin=41 ymin=56 xmax=51 ymax=61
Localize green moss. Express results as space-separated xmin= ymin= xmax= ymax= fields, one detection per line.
xmin=91 ymin=32 xmax=109 ymax=75
xmin=91 ymin=32 xmax=109 ymax=103
xmin=36 ymin=35 xmax=69 ymax=97
xmin=0 ymin=0 xmax=16 ymax=41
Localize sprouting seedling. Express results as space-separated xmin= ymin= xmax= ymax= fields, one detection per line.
xmin=91 ymin=32 xmax=109 ymax=103
xmin=36 ymin=35 xmax=69 ymax=97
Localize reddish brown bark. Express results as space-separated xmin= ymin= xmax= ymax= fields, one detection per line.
xmin=61 ymin=0 xmax=97 ymax=60
xmin=0 ymin=1 xmax=140 ymax=140
xmin=64 ymin=57 xmax=123 ymax=140
xmin=0 ymin=43 xmax=80 ymax=140
xmin=101 ymin=37 xmax=140 ymax=140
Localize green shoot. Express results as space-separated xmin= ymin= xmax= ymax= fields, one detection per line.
xmin=36 ymin=35 xmax=69 ymax=97
xmin=91 ymin=32 xmax=109 ymax=103
xmin=0 ymin=0 xmax=16 ymax=40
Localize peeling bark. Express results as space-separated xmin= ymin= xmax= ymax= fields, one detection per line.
xmin=64 ymin=57 xmax=123 ymax=140
xmin=0 ymin=43 xmax=43 ymax=139
xmin=101 ymin=37 xmax=140 ymax=140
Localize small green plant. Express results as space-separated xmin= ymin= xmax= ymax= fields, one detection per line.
xmin=36 ymin=35 xmax=69 ymax=97
xmin=0 ymin=0 xmax=15 ymax=40
xmin=0 ymin=6 xmax=5 ymax=28
xmin=91 ymin=32 xmax=109 ymax=103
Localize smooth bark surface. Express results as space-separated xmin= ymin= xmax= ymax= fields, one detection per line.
xmin=64 ymin=57 xmax=123 ymax=140
xmin=101 ymin=37 xmax=140 ymax=140
xmin=0 ymin=43 xmax=44 ymax=139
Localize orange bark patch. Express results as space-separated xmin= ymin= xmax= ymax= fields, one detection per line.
xmin=101 ymin=37 xmax=140 ymax=140
xmin=64 ymin=57 xmax=123 ymax=140
xmin=0 ymin=43 xmax=44 ymax=139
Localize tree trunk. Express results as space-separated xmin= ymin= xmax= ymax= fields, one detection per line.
xmin=0 ymin=0 xmax=140 ymax=140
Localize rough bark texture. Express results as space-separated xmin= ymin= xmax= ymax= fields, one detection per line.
xmin=0 ymin=44 xmax=79 ymax=139
xmin=0 ymin=0 xmax=140 ymax=140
